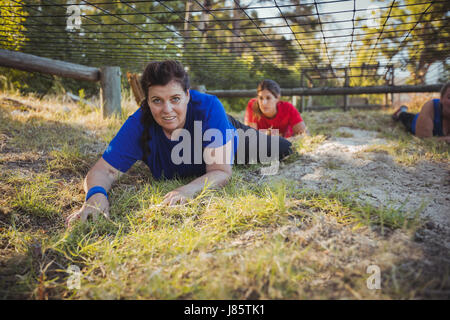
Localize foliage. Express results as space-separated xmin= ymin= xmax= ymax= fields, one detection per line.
xmin=0 ymin=0 xmax=447 ymax=98
xmin=354 ymin=0 xmax=449 ymax=84
xmin=0 ymin=0 xmax=28 ymax=50
xmin=0 ymin=0 xmax=322 ymax=96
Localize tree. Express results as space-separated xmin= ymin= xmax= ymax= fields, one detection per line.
xmin=355 ymin=0 xmax=449 ymax=84
xmin=0 ymin=0 xmax=28 ymax=51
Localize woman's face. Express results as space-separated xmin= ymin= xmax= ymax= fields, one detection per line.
xmin=257 ymin=89 xmax=279 ymax=117
xmin=147 ymin=80 xmax=190 ymax=138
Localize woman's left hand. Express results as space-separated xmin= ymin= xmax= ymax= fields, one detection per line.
xmin=161 ymin=163 xmax=232 ymax=206
xmin=162 ymin=187 xmax=195 ymax=206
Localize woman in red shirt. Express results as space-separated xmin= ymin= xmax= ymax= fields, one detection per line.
xmin=245 ymin=79 xmax=306 ymax=138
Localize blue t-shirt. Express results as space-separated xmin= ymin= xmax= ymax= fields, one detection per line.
xmin=411 ymin=99 xmax=444 ymax=136
xmin=102 ymin=90 xmax=238 ymax=179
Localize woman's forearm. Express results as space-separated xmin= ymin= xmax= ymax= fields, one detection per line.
xmin=67 ymin=158 xmax=119 ymax=228
xmin=84 ymin=170 xmax=114 ymax=193
xmin=179 ymin=169 xmax=231 ymax=196
xmin=436 ymin=136 xmax=450 ymax=143
xmin=83 ymin=158 xmax=121 ymax=193
xmin=292 ymin=121 xmax=306 ymax=136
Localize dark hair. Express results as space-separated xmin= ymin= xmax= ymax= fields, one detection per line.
xmin=139 ymin=60 xmax=190 ymax=162
xmin=253 ymin=79 xmax=281 ymax=120
xmin=440 ymin=81 xmax=450 ymax=98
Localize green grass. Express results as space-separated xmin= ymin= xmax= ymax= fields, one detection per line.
xmin=10 ymin=173 xmax=62 ymax=219
xmin=0 ymin=93 xmax=449 ymax=299
xmin=47 ymin=144 xmax=93 ymax=176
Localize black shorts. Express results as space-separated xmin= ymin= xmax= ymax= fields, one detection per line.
xmin=398 ymin=112 xmax=416 ymax=134
xmin=226 ymin=114 xmax=293 ymax=164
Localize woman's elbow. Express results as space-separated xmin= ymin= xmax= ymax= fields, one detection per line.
xmin=221 ymin=166 xmax=232 ymax=181
xmin=216 ymin=166 xmax=233 ymax=187
xmin=293 ymin=122 xmax=306 ymax=135
xmin=220 ymin=172 xmax=232 ymax=188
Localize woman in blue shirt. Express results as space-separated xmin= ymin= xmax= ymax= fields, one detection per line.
xmin=66 ymin=60 xmax=293 ymax=227
xmin=392 ymin=82 xmax=450 ymax=142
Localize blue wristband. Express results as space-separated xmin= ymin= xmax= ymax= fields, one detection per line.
xmin=85 ymin=186 xmax=108 ymax=202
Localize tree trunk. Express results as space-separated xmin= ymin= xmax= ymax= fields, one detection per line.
xmin=183 ymin=0 xmax=192 ymax=52
xmin=230 ymin=0 xmax=241 ymax=55
xmin=416 ymin=56 xmax=432 ymax=84
xmin=199 ymin=0 xmax=212 ymax=44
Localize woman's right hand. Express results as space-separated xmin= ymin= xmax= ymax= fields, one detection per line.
xmin=65 ymin=193 xmax=110 ymax=228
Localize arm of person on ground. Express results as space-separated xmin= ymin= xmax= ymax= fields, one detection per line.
xmin=65 ymin=157 xmax=122 ymax=228
xmin=415 ymin=100 xmax=450 ymax=143
xmin=162 ymin=141 xmax=233 ymax=206
xmin=433 ymin=135 xmax=450 ymax=143
xmin=292 ymin=121 xmax=306 ymax=136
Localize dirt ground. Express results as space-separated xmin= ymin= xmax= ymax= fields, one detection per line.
xmin=253 ymin=127 xmax=450 ymax=298
xmin=276 ymin=127 xmax=450 ymax=247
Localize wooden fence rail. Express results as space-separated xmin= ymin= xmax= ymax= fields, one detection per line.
xmin=206 ymin=84 xmax=442 ymax=98
xmin=1 ymin=49 xmax=443 ymax=116
xmin=0 ymin=49 xmax=121 ymax=117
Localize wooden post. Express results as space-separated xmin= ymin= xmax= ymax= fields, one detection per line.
xmin=384 ymin=92 xmax=387 ymax=108
xmin=100 ymin=66 xmax=122 ymax=118
xmin=385 ymin=77 xmax=389 ymax=108
xmin=292 ymin=95 xmax=297 ymax=109
xmin=300 ymin=73 xmax=304 ymax=113
xmin=391 ymin=66 xmax=395 ymax=107
xmin=344 ymin=68 xmax=349 ymax=112
xmin=305 ymin=79 xmax=311 ymax=112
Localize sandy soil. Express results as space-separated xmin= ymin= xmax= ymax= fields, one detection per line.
xmin=270 ymin=127 xmax=450 ymax=250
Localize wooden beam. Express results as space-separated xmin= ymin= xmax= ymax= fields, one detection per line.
xmin=307 ymin=104 xmax=386 ymax=111
xmin=343 ymin=68 xmax=349 ymax=112
xmin=207 ymin=84 xmax=443 ymax=98
xmin=0 ymin=49 xmax=100 ymax=82
xmin=300 ymin=73 xmax=304 ymax=113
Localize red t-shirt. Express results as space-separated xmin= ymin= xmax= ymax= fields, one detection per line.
xmin=245 ymin=99 xmax=303 ymax=138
